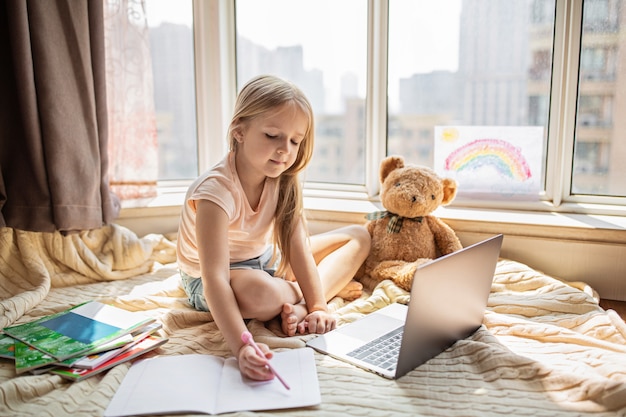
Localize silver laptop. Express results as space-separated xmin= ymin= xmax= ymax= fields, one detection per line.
xmin=306 ymin=234 xmax=503 ymax=379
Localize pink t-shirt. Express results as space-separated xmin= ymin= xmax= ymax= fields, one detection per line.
xmin=176 ymin=152 xmax=279 ymax=278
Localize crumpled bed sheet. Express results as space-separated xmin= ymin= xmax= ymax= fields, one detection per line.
xmin=1 ymin=225 xmax=626 ymax=416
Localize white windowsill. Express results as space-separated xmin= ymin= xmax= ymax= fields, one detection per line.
xmin=118 ymin=188 xmax=626 ymax=245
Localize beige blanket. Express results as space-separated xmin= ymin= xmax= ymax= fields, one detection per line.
xmin=1 ymin=225 xmax=626 ymax=416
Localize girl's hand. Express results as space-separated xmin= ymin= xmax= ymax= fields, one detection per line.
xmin=303 ymin=310 xmax=336 ymax=334
xmin=237 ymin=343 xmax=275 ymax=381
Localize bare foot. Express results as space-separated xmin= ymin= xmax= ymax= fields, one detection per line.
xmin=280 ymin=303 xmax=308 ymax=336
xmin=337 ymin=280 xmax=363 ymax=301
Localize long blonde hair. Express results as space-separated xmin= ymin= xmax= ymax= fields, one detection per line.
xmin=228 ymin=75 xmax=315 ymax=276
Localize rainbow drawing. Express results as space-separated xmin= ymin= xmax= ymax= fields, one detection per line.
xmin=444 ymin=138 xmax=532 ymax=181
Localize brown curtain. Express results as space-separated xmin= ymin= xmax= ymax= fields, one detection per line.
xmin=0 ymin=0 xmax=120 ymax=233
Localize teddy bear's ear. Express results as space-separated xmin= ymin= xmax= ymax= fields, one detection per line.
xmin=379 ymin=155 xmax=405 ymax=183
xmin=441 ymin=178 xmax=458 ymax=205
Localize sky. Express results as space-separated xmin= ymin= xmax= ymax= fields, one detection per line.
xmin=145 ymin=0 xmax=462 ymax=110
xmin=145 ymin=0 xmax=192 ymax=27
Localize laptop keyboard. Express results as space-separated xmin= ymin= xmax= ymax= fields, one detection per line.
xmin=346 ymin=326 xmax=404 ymax=372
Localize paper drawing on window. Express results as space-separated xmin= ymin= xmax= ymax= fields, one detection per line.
xmin=434 ymin=126 xmax=544 ymax=199
xmin=444 ymin=138 xmax=532 ymax=181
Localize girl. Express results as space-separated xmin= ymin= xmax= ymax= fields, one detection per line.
xmin=176 ymin=75 xmax=371 ymax=381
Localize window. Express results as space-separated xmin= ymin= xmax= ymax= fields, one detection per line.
xmin=571 ymin=0 xmax=625 ymax=197
xmin=234 ymin=0 xmax=367 ymax=185
xmin=388 ymin=0 xmax=552 ymax=201
xmin=146 ymin=0 xmax=198 ymax=181
xmin=127 ymin=0 xmax=625 ymax=216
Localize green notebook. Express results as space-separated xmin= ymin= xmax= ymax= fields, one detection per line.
xmin=0 ymin=333 xmax=16 ymax=359
xmin=3 ymin=301 xmax=155 ymax=362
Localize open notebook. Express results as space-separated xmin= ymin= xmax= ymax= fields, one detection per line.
xmin=307 ymin=234 xmax=503 ymax=379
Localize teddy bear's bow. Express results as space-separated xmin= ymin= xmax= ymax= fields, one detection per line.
xmin=366 ymin=210 xmax=423 ymax=233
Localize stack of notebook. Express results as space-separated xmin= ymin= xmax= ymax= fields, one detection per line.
xmin=0 ymin=301 xmax=167 ymax=381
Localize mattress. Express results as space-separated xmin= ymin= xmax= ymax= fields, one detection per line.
xmin=1 ymin=225 xmax=626 ymax=416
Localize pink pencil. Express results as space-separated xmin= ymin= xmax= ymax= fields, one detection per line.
xmin=241 ymin=331 xmax=290 ymax=390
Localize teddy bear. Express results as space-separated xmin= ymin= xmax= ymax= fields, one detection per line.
xmin=356 ymin=155 xmax=463 ymax=292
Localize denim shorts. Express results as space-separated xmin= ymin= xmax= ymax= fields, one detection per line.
xmin=180 ymin=246 xmax=280 ymax=312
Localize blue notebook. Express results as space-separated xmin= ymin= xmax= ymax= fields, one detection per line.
xmin=3 ymin=301 xmax=155 ymax=361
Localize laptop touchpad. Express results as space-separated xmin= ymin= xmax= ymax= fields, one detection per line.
xmin=338 ymin=313 xmax=404 ymax=342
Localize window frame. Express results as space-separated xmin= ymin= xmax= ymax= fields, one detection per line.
xmin=183 ymin=0 xmax=626 ymax=218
